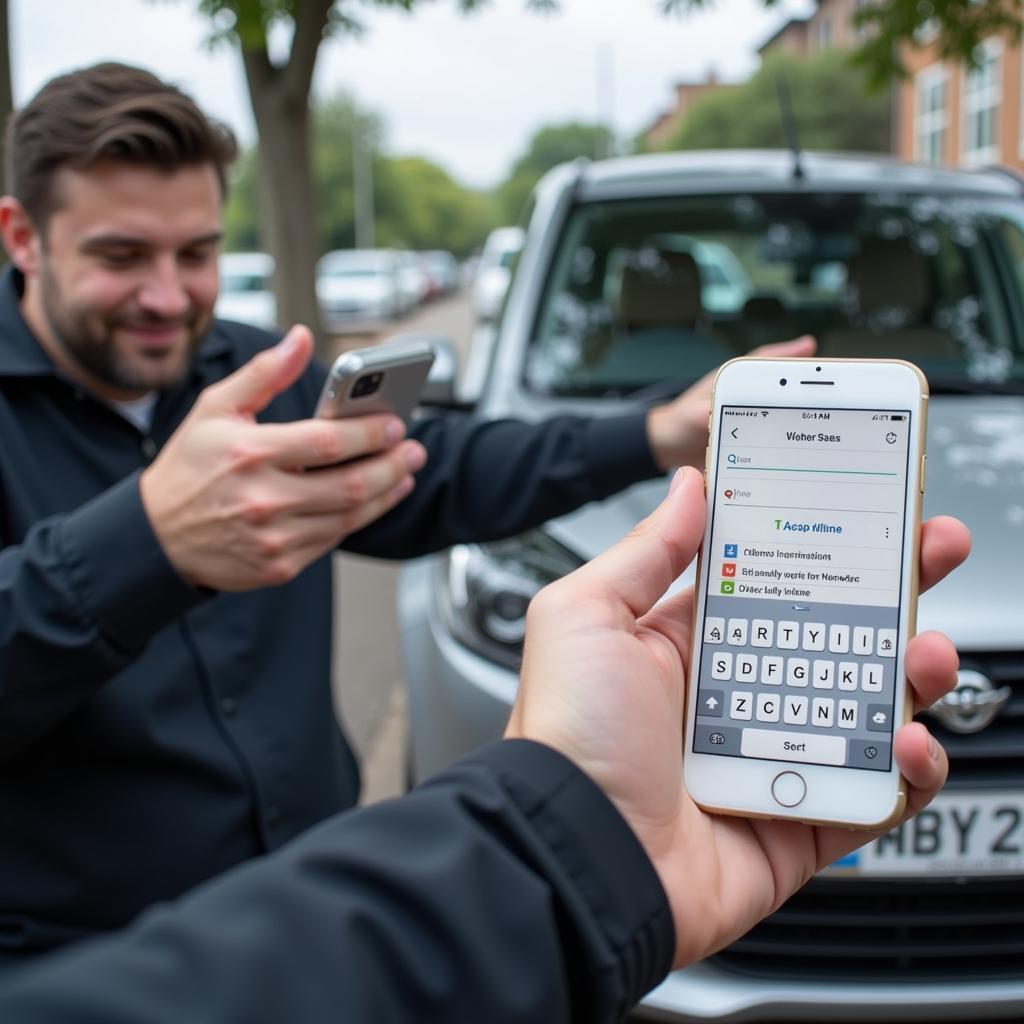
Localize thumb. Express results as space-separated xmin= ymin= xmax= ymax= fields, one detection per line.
xmin=568 ymin=467 xmax=706 ymax=619
xmin=200 ymin=326 xmax=315 ymax=418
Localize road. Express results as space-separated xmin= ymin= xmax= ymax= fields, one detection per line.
xmin=328 ymin=290 xmax=476 ymax=804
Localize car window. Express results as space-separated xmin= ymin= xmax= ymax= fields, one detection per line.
xmin=524 ymin=192 xmax=1024 ymax=397
xmin=221 ymin=273 xmax=269 ymax=294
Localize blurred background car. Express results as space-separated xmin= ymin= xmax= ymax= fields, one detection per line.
xmin=421 ymin=249 xmax=460 ymax=298
xmin=470 ymin=225 xmax=525 ymax=321
xmin=215 ymin=251 xmax=277 ymax=329
xmin=395 ymin=250 xmax=431 ymax=313
xmin=399 ymin=150 xmax=1024 ymax=1023
xmin=316 ymin=248 xmax=404 ymax=331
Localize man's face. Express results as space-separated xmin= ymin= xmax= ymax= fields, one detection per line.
xmin=27 ymin=161 xmax=223 ymax=399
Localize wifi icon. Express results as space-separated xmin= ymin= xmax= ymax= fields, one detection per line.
xmin=760 ymin=411 xmax=769 ymax=418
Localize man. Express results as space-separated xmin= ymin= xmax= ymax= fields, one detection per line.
xmin=0 ymin=471 xmax=969 ymax=1021
xmin=0 ymin=61 xmax=812 ymax=961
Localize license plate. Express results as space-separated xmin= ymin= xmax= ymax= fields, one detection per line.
xmin=828 ymin=791 xmax=1024 ymax=876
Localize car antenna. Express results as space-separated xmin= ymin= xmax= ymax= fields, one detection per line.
xmin=775 ymin=73 xmax=805 ymax=180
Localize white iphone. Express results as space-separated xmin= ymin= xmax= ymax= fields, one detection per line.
xmin=683 ymin=358 xmax=928 ymax=829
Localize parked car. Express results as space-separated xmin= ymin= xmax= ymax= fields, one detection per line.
xmin=399 ymin=151 xmax=1024 ymax=1021
xmin=316 ymin=248 xmax=403 ymax=330
xmin=395 ymin=250 xmax=430 ymax=313
xmin=471 ymin=225 xmax=524 ymax=321
xmin=421 ymin=249 xmax=461 ymax=298
xmin=215 ymin=251 xmax=276 ymax=329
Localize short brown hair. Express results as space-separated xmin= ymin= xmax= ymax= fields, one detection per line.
xmin=5 ymin=62 xmax=238 ymax=230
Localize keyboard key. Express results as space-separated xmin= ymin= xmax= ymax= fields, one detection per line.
xmin=735 ymin=655 xmax=758 ymax=684
xmin=877 ymin=629 xmax=897 ymax=658
xmin=786 ymin=657 xmax=809 ymax=687
xmin=837 ymin=661 xmax=859 ymax=691
xmin=866 ymin=704 xmax=891 ymax=731
xmin=828 ymin=624 xmax=850 ymax=653
xmin=726 ymin=619 xmax=748 ymax=646
xmin=853 ymin=626 xmax=874 ymax=656
xmin=862 ymin=663 xmax=884 ymax=692
xmin=811 ymin=697 xmax=835 ymax=728
xmin=783 ymin=694 xmax=808 ymax=726
xmin=777 ymin=621 xmax=799 ymax=650
xmin=812 ymin=659 xmax=835 ymax=689
xmin=730 ymin=689 xmax=752 ymax=721
xmin=740 ymin=728 xmax=846 ymax=765
xmin=802 ymin=622 xmax=826 ymax=652
xmin=838 ymin=699 xmax=858 ymax=729
xmin=756 ymin=693 xmax=781 ymax=722
xmin=704 ymin=617 xmax=725 ymax=645
xmin=760 ymin=656 xmax=784 ymax=685
xmin=750 ymin=619 xmax=774 ymax=647
xmin=711 ymin=652 xmax=733 ymax=680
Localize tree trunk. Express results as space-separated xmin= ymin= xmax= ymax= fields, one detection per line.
xmin=0 ymin=0 xmax=12 ymax=196
xmin=239 ymin=0 xmax=333 ymax=357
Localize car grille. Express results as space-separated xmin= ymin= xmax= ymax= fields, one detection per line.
xmin=711 ymin=651 xmax=1024 ymax=980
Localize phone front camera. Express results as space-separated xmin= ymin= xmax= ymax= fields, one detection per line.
xmin=351 ymin=372 xmax=384 ymax=399
xmin=779 ymin=377 xmax=788 ymax=386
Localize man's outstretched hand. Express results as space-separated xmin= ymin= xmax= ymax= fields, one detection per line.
xmin=508 ymin=467 xmax=970 ymax=968
xmin=645 ymin=336 xmax=817 ymax=472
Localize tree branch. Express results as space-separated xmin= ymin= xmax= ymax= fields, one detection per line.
xmin=283 ymin=0 xmax=336 ymax=104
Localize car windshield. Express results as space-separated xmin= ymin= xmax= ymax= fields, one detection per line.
xmin=524 ymin=192 xmax=1024 ymax=397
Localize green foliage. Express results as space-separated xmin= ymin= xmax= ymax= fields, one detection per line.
xmin=223 ymin=91 xmax=497 ymax=256
xmin=853 ymin=0 xmax=1022 ymax=90
xmin=376 ymin=157 xmax=497 ymax=255
xmin=496 ymin=122 xmax=613 ymax=224
xmin=664 ymin=53 xmax=891 ymax=154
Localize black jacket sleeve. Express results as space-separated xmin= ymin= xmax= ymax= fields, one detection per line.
xmin=342 ymin=410 xmax=662 ymax=559
xmin=0 ymin=474 xmax=206 ymax=758
xmin=0 ymin=740 xmax=675 ymax=1024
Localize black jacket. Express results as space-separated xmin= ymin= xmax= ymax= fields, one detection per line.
xmin=0 ymin=741 xmax=675 ymax=1023
xmin=0 ymin=267 xmax=662 ymax=956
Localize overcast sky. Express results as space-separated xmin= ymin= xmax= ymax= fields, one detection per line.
xmin=11 ymin=0 xmax=811 ymax=188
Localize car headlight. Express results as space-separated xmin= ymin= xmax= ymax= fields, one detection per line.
xmin=439 ymin=531 xmax=583 ymax=670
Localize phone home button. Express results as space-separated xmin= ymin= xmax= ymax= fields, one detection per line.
xmin=771 ymin=771 xmax=807 ymax=808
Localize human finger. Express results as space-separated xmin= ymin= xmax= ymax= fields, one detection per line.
xmin=200 ymin=326 xmax=314 ymax=418
xmin=918 ymin=515 xmax=971 ymax=594
xmin=252 ymin=415 xmax=410 ymax=470
xmin=893 ymin=721 xmax=949 ymax=817
xmin=286 ymin=476 xmax=416 ymax=559
xmin=747 ymin=335 xmax=817 ymax=358
xmin=564 ymin=467 xmax=706 ymax=620
xmin=278 ymin=442 xmax=426 ymax=514
xmin=904 ymin=630 xmax=959 ymax=713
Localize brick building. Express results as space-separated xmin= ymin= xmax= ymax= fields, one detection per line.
xmin=898 ymin=32 xmax=1024 ymax=171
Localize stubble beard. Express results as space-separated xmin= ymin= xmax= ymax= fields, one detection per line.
xmin=38 ymin=259 xmax=210 ymax=395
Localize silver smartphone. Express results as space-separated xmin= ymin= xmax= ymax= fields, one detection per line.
xmin=684 ymin=357 xmax=928 ymax=830
xmin=315 ymin=340 xmax=436 ymax=422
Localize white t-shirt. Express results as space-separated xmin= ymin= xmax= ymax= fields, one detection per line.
xmin=108 ymin=392 xmax=158 ymax=433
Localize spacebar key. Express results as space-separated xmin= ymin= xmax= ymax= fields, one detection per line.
xmin=741 ymin=728 xmax=846 ymax=765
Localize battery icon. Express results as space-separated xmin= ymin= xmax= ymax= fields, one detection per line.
xmin=891 ymin=414 xmax=906 ymax=421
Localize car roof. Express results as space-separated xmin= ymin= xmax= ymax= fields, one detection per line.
xmin=219 ymin=251 xmax=274 ymax=272
xmin=567 ymin=150 xmax=1023 ymax=202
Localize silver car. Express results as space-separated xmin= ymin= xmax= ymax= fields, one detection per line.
xmin=400 ymin=151 xmax=1024 ymax=1021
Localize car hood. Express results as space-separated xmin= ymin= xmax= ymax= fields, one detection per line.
xmin=544 ymin=395 xmax=1024 ymax=652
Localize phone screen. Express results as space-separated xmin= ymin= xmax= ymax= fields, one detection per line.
xmin=692 ymin=406 xmax=912 ymax=772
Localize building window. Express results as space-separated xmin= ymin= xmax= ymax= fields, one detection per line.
xmin=915 ymin=65 xmax=948 ymax=165
xmin=817 ymin=16 xmax=833 ymax=50
xmin=961 ymin=38 xmax=1002 ymax=166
